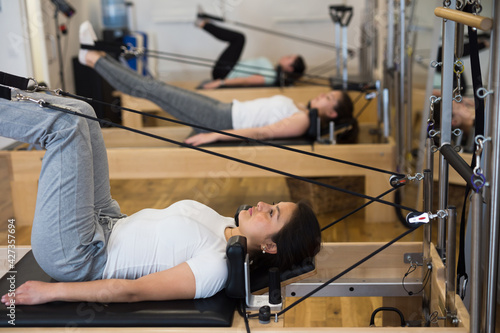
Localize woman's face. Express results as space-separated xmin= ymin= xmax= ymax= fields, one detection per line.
xmin=310 ymin=90 xmax=342 ymax=118
xmin=237 ymin=201 xmax=296 ymax=247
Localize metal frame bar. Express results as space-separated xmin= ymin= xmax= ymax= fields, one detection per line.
xmin=484 ymin=2 xmax=500 ymax=332
xmin=446 ymin=206 xmax=457 ymax=318
xmin=469 ymin=192 xmax=483 ymax=333
xmin=422 ymin=167 xmax=433 ymax=326
xmin=437 ymin=0 xmax=456 ymax=257
xmin=286 ymin=280 xmax=422 ymax=298
xmin=342 ymin=25 xmax=348 ymax=90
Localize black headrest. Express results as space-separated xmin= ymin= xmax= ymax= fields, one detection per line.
xmin=225 ymin=236 xmax=247 ymax=298
xmin=305 ymin=108 xmax=358 ymax=143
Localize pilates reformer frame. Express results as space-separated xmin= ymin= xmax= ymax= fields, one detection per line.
xmin=419 ymin=1 xmax=498 ymax=333
xmin=0 ymin=3 xmax=499 ymax=333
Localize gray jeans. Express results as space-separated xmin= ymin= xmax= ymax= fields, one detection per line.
xmin=94 ymin=55 xmax=233 ymax=132
xmin=0 ymin=90 xmax=123 ymax=281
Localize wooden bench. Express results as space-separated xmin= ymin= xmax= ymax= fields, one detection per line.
xmin=0 ymin=127 xmax=396 ymax=227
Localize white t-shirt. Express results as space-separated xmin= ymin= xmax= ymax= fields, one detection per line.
xmin=102 ymin=200 xmax=235 ymax=299
xmin=231 ymin=95 xmax=300 ymax=130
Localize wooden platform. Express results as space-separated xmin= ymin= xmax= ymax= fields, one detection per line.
xmin=0 ymin=125 xmax=396 ymax=227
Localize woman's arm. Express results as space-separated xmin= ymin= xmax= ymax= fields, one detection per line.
xmin=202 ymin=75 xmax=266 ymax=89
xmin=1 ymin=262 xmax=196 ymax=305
xmin=185 ymin=111 xmax=310 ymax=146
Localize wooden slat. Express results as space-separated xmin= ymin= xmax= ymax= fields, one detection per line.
xmin=3 ymin=137 xmax=396 ymax=226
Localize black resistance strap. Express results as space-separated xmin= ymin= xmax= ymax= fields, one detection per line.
xmin=0 ymin=85 xmax=11 ymax=100
xmin=0 ymin=71 xmax=30 ymax=90
xmin=321 ymin=187 xmax=399 ymax=231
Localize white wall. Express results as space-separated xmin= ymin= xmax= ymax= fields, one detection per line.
xmin=124 ymin=0 xmax=367 ymax=81
xmin=0 ymin=0 xmax=33 ymax=77
xmin=0 ymin=1 xmax=395 ymax=88
xmin=0 ymin=0 xmax=33 ymax=149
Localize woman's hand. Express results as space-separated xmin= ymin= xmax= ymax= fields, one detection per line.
xmin=184 ymin=132 xmax=221 ymax=146
xmin=1 ymin=281 xmax=55 ymax=306
xmin=202 ymin=79 xmax=223 ymax=90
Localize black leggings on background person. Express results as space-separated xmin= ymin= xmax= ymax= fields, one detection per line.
xmin=203 ymin=23 xmax=245 ymax=80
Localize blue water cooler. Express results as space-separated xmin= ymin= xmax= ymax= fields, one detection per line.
xmin=101 ymin=0 xmax=128 ymax=39
xmin=101 ymin=0 xmax=148 ymax=75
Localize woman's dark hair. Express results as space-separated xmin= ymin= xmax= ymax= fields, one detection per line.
xmin=250 ymin=200 xmax=321 ymax=274
xmin=326 ymin=91 xmax=358 ymax=143
xmin=291 ymin=55 xmax=306 ymax=78
xmin=334 ymin=91 xmax=354 ymax=122
xmin=274 ymin=55 xmax=306 ymax=86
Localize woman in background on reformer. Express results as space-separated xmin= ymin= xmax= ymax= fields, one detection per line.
xmin=195 ymin=14 xmax=306 ymax=89
xmin=79 ymin=21 xmax=356 ymax=146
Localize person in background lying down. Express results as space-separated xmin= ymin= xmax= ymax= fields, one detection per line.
xmin=79 ymin=22 xmax=357 ymax=146
xmin=195 ymin=14 xmax=306 ymax=89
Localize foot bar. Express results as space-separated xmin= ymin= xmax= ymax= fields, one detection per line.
xmin=434 ymin=7 xmax=493 ymax=31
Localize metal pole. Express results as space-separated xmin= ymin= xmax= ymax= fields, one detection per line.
xmin=376 ymin=80 xmax=382 ymax=134
xmin=416 ymin=1 xmax=442 ymax=204
xmin=437 ymin=0 xmax=456 ymax=257
xmin=383 ymin=88 xmax=390 ymax=139
xmin=424 ymin=141 xmax=434 ymax=259
xmin=386 ymin=0 xmax=395 ymax=70
xmin=360 ymin=0 xmax=375 ymax=83
xmin=394 ymin=68 xmax=402 ymax=167
xmin=470 ymin=192 xmax=483 ymax=333
xmin=422 ymin=168 xmax=433 ymax=326
xmin=336 ymin=22 xmax=341 ymax=79
xmin=424 ymin=168 xmax=433 ymax=256
xmin=446 ymin=206 xmax=457 ymax=323
xmin=342 ymin=25 xmax=348 ymax=90
xmin=406 ymin=0 xmax=417 ymax=168
xmin=399 ymin=0 xmax=407 ymax=170
xmin=485 ymin=1 xmax=500 ymax=331
xmin=426 ymin=138 xmax=434 ymax=171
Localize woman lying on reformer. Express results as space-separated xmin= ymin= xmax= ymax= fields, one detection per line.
xmin=195 ymin=10 xmax=306 ymax=89
xmin=0 ymin=86 xmax=321 ymax=305
xmin=79 ymin=22 xmax=357 ymax=147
